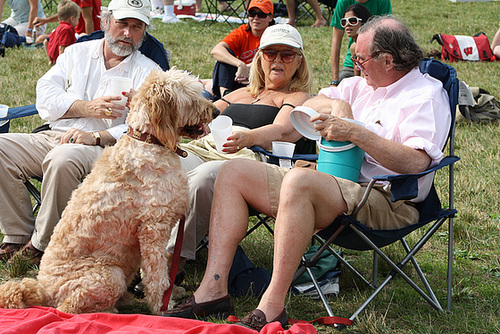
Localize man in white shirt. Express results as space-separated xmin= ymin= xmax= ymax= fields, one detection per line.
xmin=163 ymin=16 xmax=451 ymax=329
xmin=0 ymin=0 xmax=159 ymax=264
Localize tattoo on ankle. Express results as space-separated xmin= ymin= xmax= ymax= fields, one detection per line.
xmin=214 ymin=274 xmax=220 ymax=281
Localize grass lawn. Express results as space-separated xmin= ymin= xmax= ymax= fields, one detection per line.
xmin=1 ymin=0 xmax=500 ymax=333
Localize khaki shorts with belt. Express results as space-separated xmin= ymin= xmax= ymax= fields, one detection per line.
xmin=266 ymin=164 xmax=419 ymax=230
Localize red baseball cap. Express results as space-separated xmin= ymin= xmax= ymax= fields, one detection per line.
xmin=248 ymin=0 xmax=274 ymax=15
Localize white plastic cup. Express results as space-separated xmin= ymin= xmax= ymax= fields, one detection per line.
xmin=108 ymin=77 xmax=133 ymax=107
xmin=210 ymin=115 xmax=233 ymax=153
xmin=0 ymin=104 xmax=8 ymax=119
xmin=272 ymin=141 xmax=296 ymax=168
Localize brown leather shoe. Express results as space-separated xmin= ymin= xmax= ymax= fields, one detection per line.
xmin=0 ymin=243 xmax=24 ymax=261
xmin=161 ymin=294 xmax=233 ymax=320
xmin=237 ymin=309 xmax=288 ymax=332
xmin=18 ymin=241 xmax=44 ymax=266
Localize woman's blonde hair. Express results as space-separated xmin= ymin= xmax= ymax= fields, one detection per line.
xmin=247 ymin=48 xmax=312 ymax=95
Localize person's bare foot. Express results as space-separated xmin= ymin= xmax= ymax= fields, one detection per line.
xmin=311 ymin=18 xmax=327 ymax=27
xmin=287 ymin=19 xmax=297 ymax=27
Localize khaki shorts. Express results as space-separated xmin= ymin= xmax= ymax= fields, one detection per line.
xmin=266 ymin=164 xmax=419 ymax=230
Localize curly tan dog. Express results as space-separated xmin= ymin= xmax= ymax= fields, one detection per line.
xmin=0 ymin=69 xmax=215 ymax=314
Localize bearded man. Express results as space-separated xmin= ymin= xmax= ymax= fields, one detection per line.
xmin=0 ymin=0 xmax=159 ymax=265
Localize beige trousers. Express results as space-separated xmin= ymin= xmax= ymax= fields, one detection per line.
xmin=0 ymin=131 xmax=103 ymax=250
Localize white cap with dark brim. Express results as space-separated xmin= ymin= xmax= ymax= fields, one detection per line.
xmin=259 ymin=24 xmax=303 ymax=50
xmin=108 ymin=0 xmax=151 ymax=25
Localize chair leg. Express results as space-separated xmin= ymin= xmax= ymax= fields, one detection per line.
xmin=447 ymin=216 xmax=454 ymax=312
xmin=25 ymin=180 xmax=41 ymax=215
xmin=348 ymin=223 xmax=445 ymax=319
xmin=312 ymin=234 xmax=375 ymax=289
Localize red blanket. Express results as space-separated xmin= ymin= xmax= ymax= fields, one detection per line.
xmin=0 ymin=307 xmax=316 ymax=334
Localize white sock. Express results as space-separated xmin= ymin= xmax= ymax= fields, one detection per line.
xmin=164 ymin=5 xmax=175 ymax=16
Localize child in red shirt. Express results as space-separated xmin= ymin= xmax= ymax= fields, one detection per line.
xmin=43 ymin=0 xmax=81 ymax=64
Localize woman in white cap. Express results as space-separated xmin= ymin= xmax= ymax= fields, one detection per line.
xmin=162 ymin=24 xmax=311 ymax=327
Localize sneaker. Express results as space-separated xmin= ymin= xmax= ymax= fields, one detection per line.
xmin=162 ymin=15 xmax=183 ymax=23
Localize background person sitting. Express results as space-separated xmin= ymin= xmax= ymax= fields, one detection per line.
xmin=33 ymin=0 xmax=102 ymax=37
xmin=204 ymin=0 xmax=274 ymax=100
xmin=0 ymin=0 xmax=158 ymax=266
xmin=0 ymin=0 xmax=46 ymax=42
xmin=163 ymin=24 xmax=314 ymax=281
xmin=40 ymin=0 xmax=81 ymax=64
xmin=163 ymin=16 xmax=452 ymax=330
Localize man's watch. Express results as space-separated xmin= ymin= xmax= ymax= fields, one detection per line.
xmin=26 ymin=28 xmax=33 ymax=32
xmin=93 ymin=132 xmax=101 ymax=147
xmin=330 ymin=80 xmax=340 ymax=86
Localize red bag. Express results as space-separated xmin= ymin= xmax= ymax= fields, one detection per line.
xmin=430 ymin=32 xmax=496 ymax=62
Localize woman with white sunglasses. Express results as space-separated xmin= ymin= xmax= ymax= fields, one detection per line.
xmin=341 ymin=4 xmax=372 ymax=77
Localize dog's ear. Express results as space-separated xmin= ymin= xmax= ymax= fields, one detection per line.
xmin=150 ymin=92 xmax=179 ymax=151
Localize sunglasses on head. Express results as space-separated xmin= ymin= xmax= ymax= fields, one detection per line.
xmin=248 ymin=10 xmax=269 ymax=18
xmin=262 ymin=49 xmax=299 ymax=63
xmin=340 ymin=16 xmax=362 ymax=28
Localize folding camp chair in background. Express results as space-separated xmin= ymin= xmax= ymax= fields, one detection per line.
xmin=203 ymin=0 xmax=247 ymax=28
xmin=0 ymin=31 xmax=171 ymax=214
xmin=288 ymin=58 xmax=460 ymax=327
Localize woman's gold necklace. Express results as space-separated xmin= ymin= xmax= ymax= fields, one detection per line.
xmin=251 ymin=91 xmax=279 ymax=104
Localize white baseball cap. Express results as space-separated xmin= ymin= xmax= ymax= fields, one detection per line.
xmin=259 ymin=24 xmax=303 ymax=50
xmin=108 ymin=0 xmax=151 ymax=25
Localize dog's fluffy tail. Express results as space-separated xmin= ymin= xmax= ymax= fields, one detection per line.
xmin=0 ymin=278 xmax=49 ymax=309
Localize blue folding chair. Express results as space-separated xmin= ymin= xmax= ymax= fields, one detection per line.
xmin=288 ymin=58 xmax=460 ymax=326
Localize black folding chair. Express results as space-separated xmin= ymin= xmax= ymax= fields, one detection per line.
xmin=290 ymin=58 xmax=460 ymax=326
xmin=203 ymin=0 xmax=247 ymax=28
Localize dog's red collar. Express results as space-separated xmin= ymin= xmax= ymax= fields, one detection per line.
xmin=126 ymin=126 xmax=187 ymax=157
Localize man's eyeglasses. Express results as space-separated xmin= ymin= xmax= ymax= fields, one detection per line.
xmin=262 ymin=49 xmax=299 ymax=63
xmin=248 ymin=10 xmax=269 ymax=18
xmin=340 ymin=16 xmax=362 ymax=28
xmin=351 ymin=51 xmax=383 ymax=71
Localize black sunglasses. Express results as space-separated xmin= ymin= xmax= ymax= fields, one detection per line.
xmin=248 ymin=10 xmax=269 ymax=18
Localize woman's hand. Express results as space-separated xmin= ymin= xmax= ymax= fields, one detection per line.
xmin=235 ymin=63 xmax=251 ymax=84
xmin=123 ymin=89 xmax=136 ymax=109
xmin=61 ymin=128 xmax=96 ymax=145
xmin=221 ymin=131 xmax=252 ymax=153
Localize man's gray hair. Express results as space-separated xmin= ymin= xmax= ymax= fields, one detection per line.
xmin=359 ymin=15 xmax=423 ymax=72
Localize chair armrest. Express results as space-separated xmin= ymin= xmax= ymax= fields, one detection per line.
xmin=351 ymin=155 xmax=459 ymax=216
xmin=372 ymin=155 xmax=460 ymax=202
xmin=249 ymin=145 xmax=318 ymax=164
xmin=0 ymin=104 xmax=38 ymax=121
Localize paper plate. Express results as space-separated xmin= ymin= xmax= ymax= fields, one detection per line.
xmin=290 ymin=106 xmax=321 ymax=141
